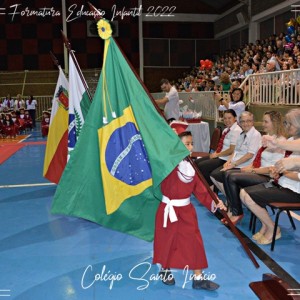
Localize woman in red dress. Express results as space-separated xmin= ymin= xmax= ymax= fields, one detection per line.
xmin=153 ymin=121 xmax=225 ymax=291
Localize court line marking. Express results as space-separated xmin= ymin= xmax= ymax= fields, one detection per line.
xmin=0 ymin=289 xmax=11 ymax=297
xmin=0 ymin=183 xmax=55 ymax=189
xmin=18 ymin=134 xmax=31 ymax=143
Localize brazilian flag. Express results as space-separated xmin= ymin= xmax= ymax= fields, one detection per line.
xmin=51 ymin=19 xmax=189 ymax=241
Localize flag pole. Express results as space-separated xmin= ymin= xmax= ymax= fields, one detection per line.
xmin=87 ymin=1 xmax=165 ymax=119
xmin=87 ymin=2 xmax=103 ymax=21
xmin=187 ymin=156 xmax=259 ymax=269
xmin=49 ymin=51 xmax=60 ymax=69
xmin=49 ymin=51 xmax=64 ymax=76
xmin=88 ymin=2 xmax=259 ymax=269
xmin=60 ymin=31 xmax=93 ymax=103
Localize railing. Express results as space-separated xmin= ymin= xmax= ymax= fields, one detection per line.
xmin=7 ymin=68 xmax=300 ymax=126
xmin=35 ymin=96 xmax=53 ymax=120
xmin=32 ymin=92 xmax=219 ymax=126
xmin=240 ymin=69 xmax=300 ymax=106
xmin=35 ymin=92 xmax=219 ymax=125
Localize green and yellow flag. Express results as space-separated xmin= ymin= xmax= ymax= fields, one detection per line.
xmin=51 ymin=19 xmax=189 ymax=241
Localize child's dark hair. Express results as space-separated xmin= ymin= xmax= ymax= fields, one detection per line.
xmin=178 ymin=131 xmax=192 ymax=139
xmin=224 ymin=109 xmax=237 ymax=118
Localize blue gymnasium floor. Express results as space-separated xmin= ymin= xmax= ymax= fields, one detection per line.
xmin=0 ymin=127 xmax=299 ymax=300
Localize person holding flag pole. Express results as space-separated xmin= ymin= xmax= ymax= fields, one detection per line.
xmin=85 ymin=1 xmax=259 ymax=269
xmin=154 ymin=121 xmax=226 ymax=290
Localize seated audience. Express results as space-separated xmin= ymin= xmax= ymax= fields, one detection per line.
xmin=210 ymin=111 xmax=261 ymax=195
xmin=240 ymin=108 xmax=300 ymax=244
xmin=219 ymin=72 xmax=231 ymax=92
xmin=221 ymin=111 xmax=286 ymax=224
xmin=195 ymin=109 xmax=242 ymax=186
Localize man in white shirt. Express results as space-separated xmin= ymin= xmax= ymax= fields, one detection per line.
xmin=155 ymin=79 xmax=180 ymax=121
xmin=210 ymin=111 xmax=261 ymax=194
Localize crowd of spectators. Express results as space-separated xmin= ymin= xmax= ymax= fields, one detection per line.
xmin=158 ymin=27 xmax=300 ymax=247
xmin=170 ymin=30 xmax=300 ymax=93
xmin=194 ymin=107 xmax=300 ymax=245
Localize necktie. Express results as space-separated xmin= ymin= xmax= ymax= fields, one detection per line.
xmin=216 ymin=128 xmax=230 ymax=153
xmin=252 ymin=146 xmax=267 ymax=168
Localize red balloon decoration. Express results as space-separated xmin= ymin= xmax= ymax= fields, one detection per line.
xmin=199 ymin=59 xmax=213 ymax=70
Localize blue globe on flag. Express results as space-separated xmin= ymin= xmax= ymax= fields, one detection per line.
xmin=105 ymin=122 xmax=152 ymax=185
